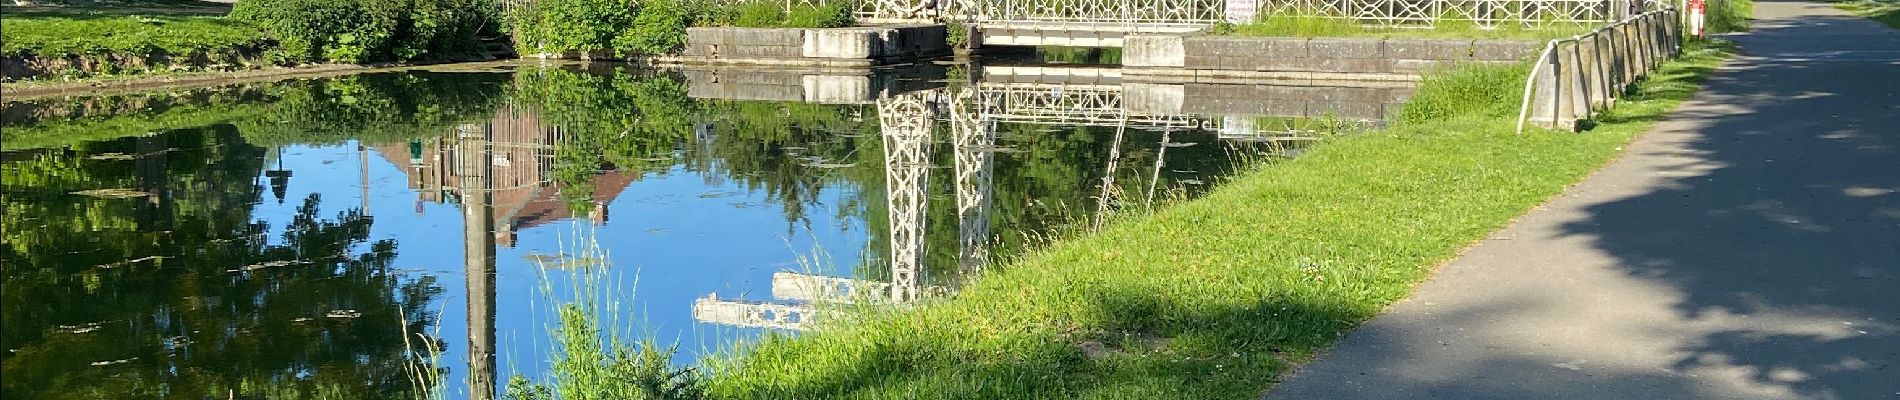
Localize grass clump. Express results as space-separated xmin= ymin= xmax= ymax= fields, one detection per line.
xmin=501 ymin=225 xmax=710 ymax=400
xmin=1396 ymin=63 xmax=1532 ymax=124
xmin=1834 ymin=0 xmax=1900 ymax=29
xmin=701 ymin=0 xmax=855 ymax=28
xmin=700 ymin=40 xmax=1736 ymax=399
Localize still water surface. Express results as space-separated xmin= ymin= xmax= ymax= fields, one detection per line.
xmin=0 ymin=61 xmax=1404 ymax=398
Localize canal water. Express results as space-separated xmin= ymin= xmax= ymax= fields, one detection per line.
xmin=0 ymin=61 xmax=1407 ymax=398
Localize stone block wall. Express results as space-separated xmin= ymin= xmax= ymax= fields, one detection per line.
xmin=677 ymin=24 xmax=949 ymax=67
xmin=684 ymin=28 xmax=807 ymax=60
xmin=1176 ymin=83 xmax=1413 ymax=121
xmin=1126 ymin=35 xmax=1542 ymax=80
xmin=1125 ymin=81 xmax=1414 ymax=121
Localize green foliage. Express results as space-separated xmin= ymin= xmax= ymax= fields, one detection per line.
xmin=946 ymin=21 xmax=971 ymax=48
xmin=730 ymin=0 xmax=786 ymax=27
xmin=1837 ymin=0 xmax=1900 ymax=29
xmin=784 ymin=1 xmax=855 ymax=28
xmin=511 ymin=0 xmax=635 ymax=55
xmin=1396 ymin=62 xmax=1531 ymax=125
xmin=503 ymin=304 xmax=709 ymax=400
xmin=500 ymin=233 xmax=708 ymax=400
xmin=1037 ymin=46 xmax=1122 ymax=64
xmin=621 ymin=0 xmax=693 ymax=55
xmin=230 ymin=0 xmax=496 ymax=64
xmin=1708 ymin=0 xmax=1755 ymax=33
xmin=0 ymin=13 xmax=266 ymax=57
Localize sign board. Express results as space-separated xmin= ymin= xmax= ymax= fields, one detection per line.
xmin=1225 ymin=0 xmax=1258 ymax=24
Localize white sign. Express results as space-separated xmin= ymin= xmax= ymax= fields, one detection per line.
xmin=1225 ymin=0 xmax=1258 ymax=24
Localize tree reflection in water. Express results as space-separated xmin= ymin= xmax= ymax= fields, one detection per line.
xmin=0 ymin=127 xmax=443 ymax=399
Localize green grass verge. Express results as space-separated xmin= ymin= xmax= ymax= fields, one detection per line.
xmin=1709 ymin=0 xmax=1756 ymax=33
xmin=697 ymin=40 xmax=1736 ymax=399
xmin=0 ymin=12 xmax=264 ymax=58
xmin=1217 ymin=13 xmax=1590 ymax=39
xmin=1834 ymin=0 xmax=1900 ymax=29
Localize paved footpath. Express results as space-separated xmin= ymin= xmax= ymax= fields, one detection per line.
xmin=1266 ymin=2 xmax=1899 ymax=399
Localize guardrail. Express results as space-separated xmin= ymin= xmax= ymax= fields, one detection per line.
xmin=1515 ymin=7 xmax=1682 ymax=133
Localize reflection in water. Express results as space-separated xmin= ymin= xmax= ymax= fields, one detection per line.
xmin=1 ymin=62 xmax=1392 ymax=399
xmin=457 ymin=122 xmax=500 ymax=400
xmin=0 ymin=127 xmax=443 ymax=399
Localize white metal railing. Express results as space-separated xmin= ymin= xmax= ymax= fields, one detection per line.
xmin=1515 ymin=6 xmax=1681 ymax=132
xmin=1253 ymin=0 xmax=1640 ymax=27
xmin=522 ymin=0 xmax=1639 ymax=29
xmin=951 ymin=0 xmax=1227 ymax=25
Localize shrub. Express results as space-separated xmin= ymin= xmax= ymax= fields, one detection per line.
xmin=785 ymin=1 xmax=854 ymax=28
xmin=232 ymin=0 xmax=496 ymax=64
xmin=620 ymin=0 xmax=692 ymax=56
xmin=730 ymin=0 xmax=787 ymax=27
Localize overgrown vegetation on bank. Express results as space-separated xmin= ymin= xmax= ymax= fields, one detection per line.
xmin=686 ymin=43 xmax=1736 ymax=400
xmin=0 ymin=12 xmax=268 ymax=80
xmin=230 ymin=0 xmax=501 ymax=64
xmin=507 ymin=0 xmax=853 ymax=57
xmin=1 ymin=0 xmax=501 ymax=81
xmin=1835 ymin=0 xmax=1900 ymax=29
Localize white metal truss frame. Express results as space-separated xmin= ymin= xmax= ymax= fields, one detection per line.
xmin=949 ymin=0 xmax=1226 ymax=25
xmin=877 ymin=91 xmax=936 ymax=303
xmin=947 ymin=89 xmax=996 ymax=275
xmin=698 ymin=0 xmax=1625 ymax=27
xmin=1255 ymin=0 xmax=1626 ymax=28
xmin=970 ymin=83 xmax=1210 ymax=130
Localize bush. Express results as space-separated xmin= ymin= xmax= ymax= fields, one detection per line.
xmin=731 ymin=0 xmax=786 ymax=27
xmin=231 ymin=0 xmax=496 ymax=64
xmin=785 ymin=1 xmax=854 ymax=28
xmin=619 ymin=0 xmax=692 ymax=56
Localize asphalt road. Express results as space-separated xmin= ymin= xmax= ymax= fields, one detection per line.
xmin=1265 ymin=2 xmax=1900 ymax=399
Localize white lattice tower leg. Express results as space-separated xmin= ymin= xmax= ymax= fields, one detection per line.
xmin=878 ymin=92 xmax=936 ymax=303
xmin=950 ymin=90 xmax=996 ymax=275
xmin=1146 ymin=129 xmax=1172 ymax=205
xmin=1094 ymin=120 xmax=1128 ymax=230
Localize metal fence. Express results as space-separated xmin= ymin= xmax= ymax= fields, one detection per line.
xmin=681 ymin=0 xmax=1634 ymax=26
xmin=1515 ymin=6 xmax=1682 ymax=132
xmin=949 ymin=0 xmax=1227 ymax=25
xmin=1252 ymin=0 xmax=1639 ymax=27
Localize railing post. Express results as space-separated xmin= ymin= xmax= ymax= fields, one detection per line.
xmin=1570 ymin=40 xmax=1592 ymax=121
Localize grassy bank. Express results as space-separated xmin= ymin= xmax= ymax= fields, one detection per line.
xmin=1217 ymin=14 xmax=1590 ymax=39
xmin=0 ymin=12 xmax=268 ymax=79
xmin=685 ymin=40 xmax=1735 ymax=398
xmin=1835 ymin=0 xmax=1900 ymax=29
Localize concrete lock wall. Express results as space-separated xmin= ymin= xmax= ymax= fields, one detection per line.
xmin=679 ymin=25 xmax=949 ymax=67
xmin=681 ymin=65 xmax=949 ymax=104
xmin=1125 ymin=36 xmax=1542 ymax=81
xmin=1125 ymin=81 xmax=1415 ymax=121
